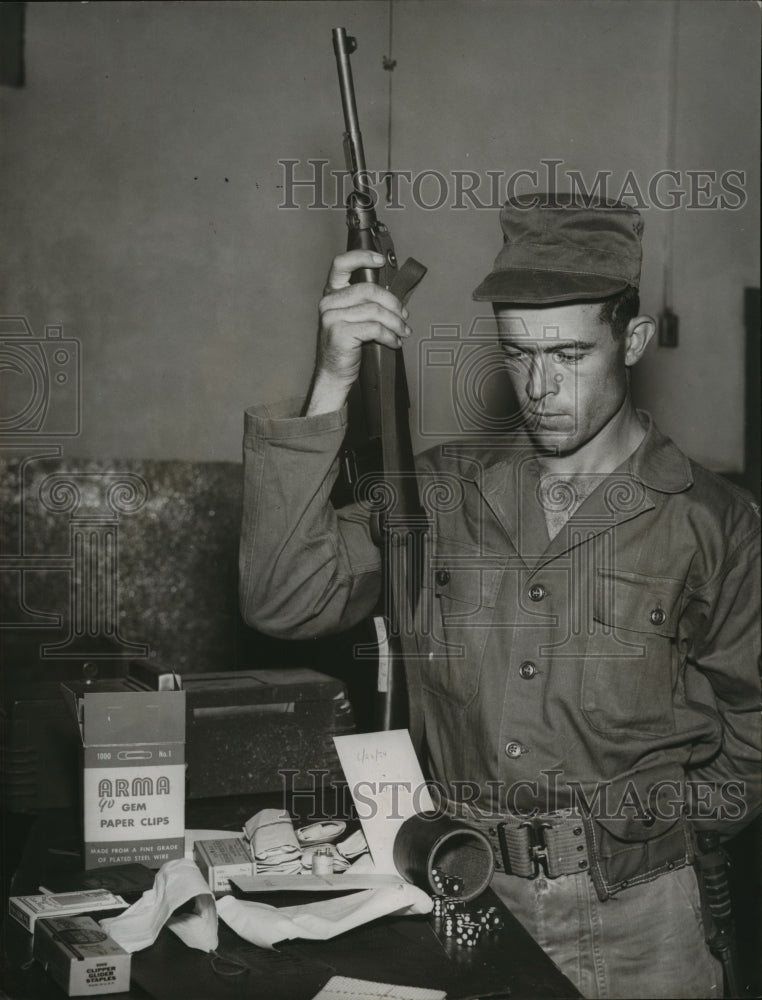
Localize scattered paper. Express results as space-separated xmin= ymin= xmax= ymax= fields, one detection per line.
xmin=334 ymin=730 xmax=434 ymax=873
xmin=231 ymin=872 xmax=406 ymax=893
xmin=216 ymin=882 xmax=432 ymax=950
xmin=311 ymin=978 xmax=446 ymax=1000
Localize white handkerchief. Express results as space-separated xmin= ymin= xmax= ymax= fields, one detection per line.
xmin=100 ymin=858 xmax=218 ymax=953
xmin=243 ymin=808 xmax=302 ymax=872
xmin=336 ymin=828 xmax=368 ymax=860
xmin=296 ymin=821 xmax=347 ymax=845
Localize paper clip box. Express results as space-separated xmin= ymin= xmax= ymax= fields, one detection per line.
xmin=61 ymin=681 xmax=186 ymax=869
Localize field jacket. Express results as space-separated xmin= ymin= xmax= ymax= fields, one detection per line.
xmin=239 ymin=399 xmax=761 ymax=892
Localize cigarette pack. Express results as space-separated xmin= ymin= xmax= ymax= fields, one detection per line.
xmin=9 ymin=889 xmax=128 ymax=932
xmin=194 ymin=838 xmax=255 ymax=893
xmin=33 ymin=915 xmax=131 ymax=996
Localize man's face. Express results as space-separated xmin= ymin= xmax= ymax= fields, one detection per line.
xmin=494 ymin=301 xmax=628 ymax=455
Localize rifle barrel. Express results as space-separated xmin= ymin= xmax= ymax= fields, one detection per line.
xmin=332 ymin=27 xmax=372 ymax=200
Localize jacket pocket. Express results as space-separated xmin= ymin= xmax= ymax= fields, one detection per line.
xmin=419 ymin=537 xmax=503 ymax=708
xmin=585 ymin=809 xmax=693 ymax=899
xmin=581 ymin=569 xmax=683 ymax=737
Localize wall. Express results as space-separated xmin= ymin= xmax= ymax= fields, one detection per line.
xmin=0 ymin=0 xmax=759 ymax=470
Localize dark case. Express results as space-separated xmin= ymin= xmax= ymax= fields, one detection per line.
xmin=133 ymin=666 xmax=355 ymax=797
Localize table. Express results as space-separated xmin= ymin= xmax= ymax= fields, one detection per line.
xmin=2 ymin=801 xmax=581 ymax=1000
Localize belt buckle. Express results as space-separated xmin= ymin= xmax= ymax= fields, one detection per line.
xmin=495 ymin=816 xmax=552 ymax=879
xmin=526 ymin=818 xmax=551 ymax=878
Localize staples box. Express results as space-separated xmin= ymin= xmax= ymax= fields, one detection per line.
xmin=62 ymin=681 xmax=186 ymax=869
xmin=34 ymin=914 xmax=130 ymax=996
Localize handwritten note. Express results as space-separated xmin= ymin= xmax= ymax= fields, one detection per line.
xmin=334 ymin=730 xmax=434 ymax=874
xmin=355 ymin=748 xmax=388 ymax=765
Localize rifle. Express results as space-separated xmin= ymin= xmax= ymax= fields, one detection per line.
xmin=330 ymin=27 xmax=427 ymax=732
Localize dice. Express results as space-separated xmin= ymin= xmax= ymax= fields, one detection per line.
xmin=430 ymin=892 xmax=503 ymax=948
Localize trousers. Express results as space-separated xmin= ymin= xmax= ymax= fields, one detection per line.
xmin=490 ymin=864 xmax=723 ymax=999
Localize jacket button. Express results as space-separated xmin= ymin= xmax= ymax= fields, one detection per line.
xmin=518 ymin=661 xmax=537 ymax=680
xmin=504 ymin=740 xmax=525 ymax=758
xmin=435 ymin=569 xmax=450 ymax=587
xmin=528 ymin=584 xmax=546 ymax=602
xmin=650 ymin=607 xmax=666 ymax=626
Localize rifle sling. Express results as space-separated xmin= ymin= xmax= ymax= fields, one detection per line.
xmin=390 ymin=257 xmax=427 ymax=305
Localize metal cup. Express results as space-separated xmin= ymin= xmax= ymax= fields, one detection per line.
xmin=393 ymin=811 xmax=495 ymax=901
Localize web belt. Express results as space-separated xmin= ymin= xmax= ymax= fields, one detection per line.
xmin=469 ymin=813 xmax=591 ymax=879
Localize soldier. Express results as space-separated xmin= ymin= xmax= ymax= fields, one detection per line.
xmin=239 ymin=195 xmax=760 ymax=998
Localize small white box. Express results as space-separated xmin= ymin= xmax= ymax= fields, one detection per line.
xmin=9 ymin=889 xmax=128 ymax=932
xmin=194 ymin=838 xmax=254 ymax=892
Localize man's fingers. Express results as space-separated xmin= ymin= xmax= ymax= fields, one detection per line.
xmin=324 ymin=250 xmax=386 ymax=292
xmin=319 ymin=281 xmax=407 ymax=319
xmin=322 ymin=300 xmax=410 ymax=340
xmin=326 ymin=320 xmax=404 ymax=352
xmin=314 ymin=250 xmax=412 ymax=386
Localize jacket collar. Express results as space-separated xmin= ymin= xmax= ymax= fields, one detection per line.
xmin=454 ymin=412 xmax=693 ymax=567
xmin=625 ymin=412 xmax=693 ymax=493
xmin=458 ymin=411 xmax=693 ymax=495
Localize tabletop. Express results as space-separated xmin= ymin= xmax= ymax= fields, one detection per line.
xmin=2 ymin=799 xmax=580 ymax=1000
